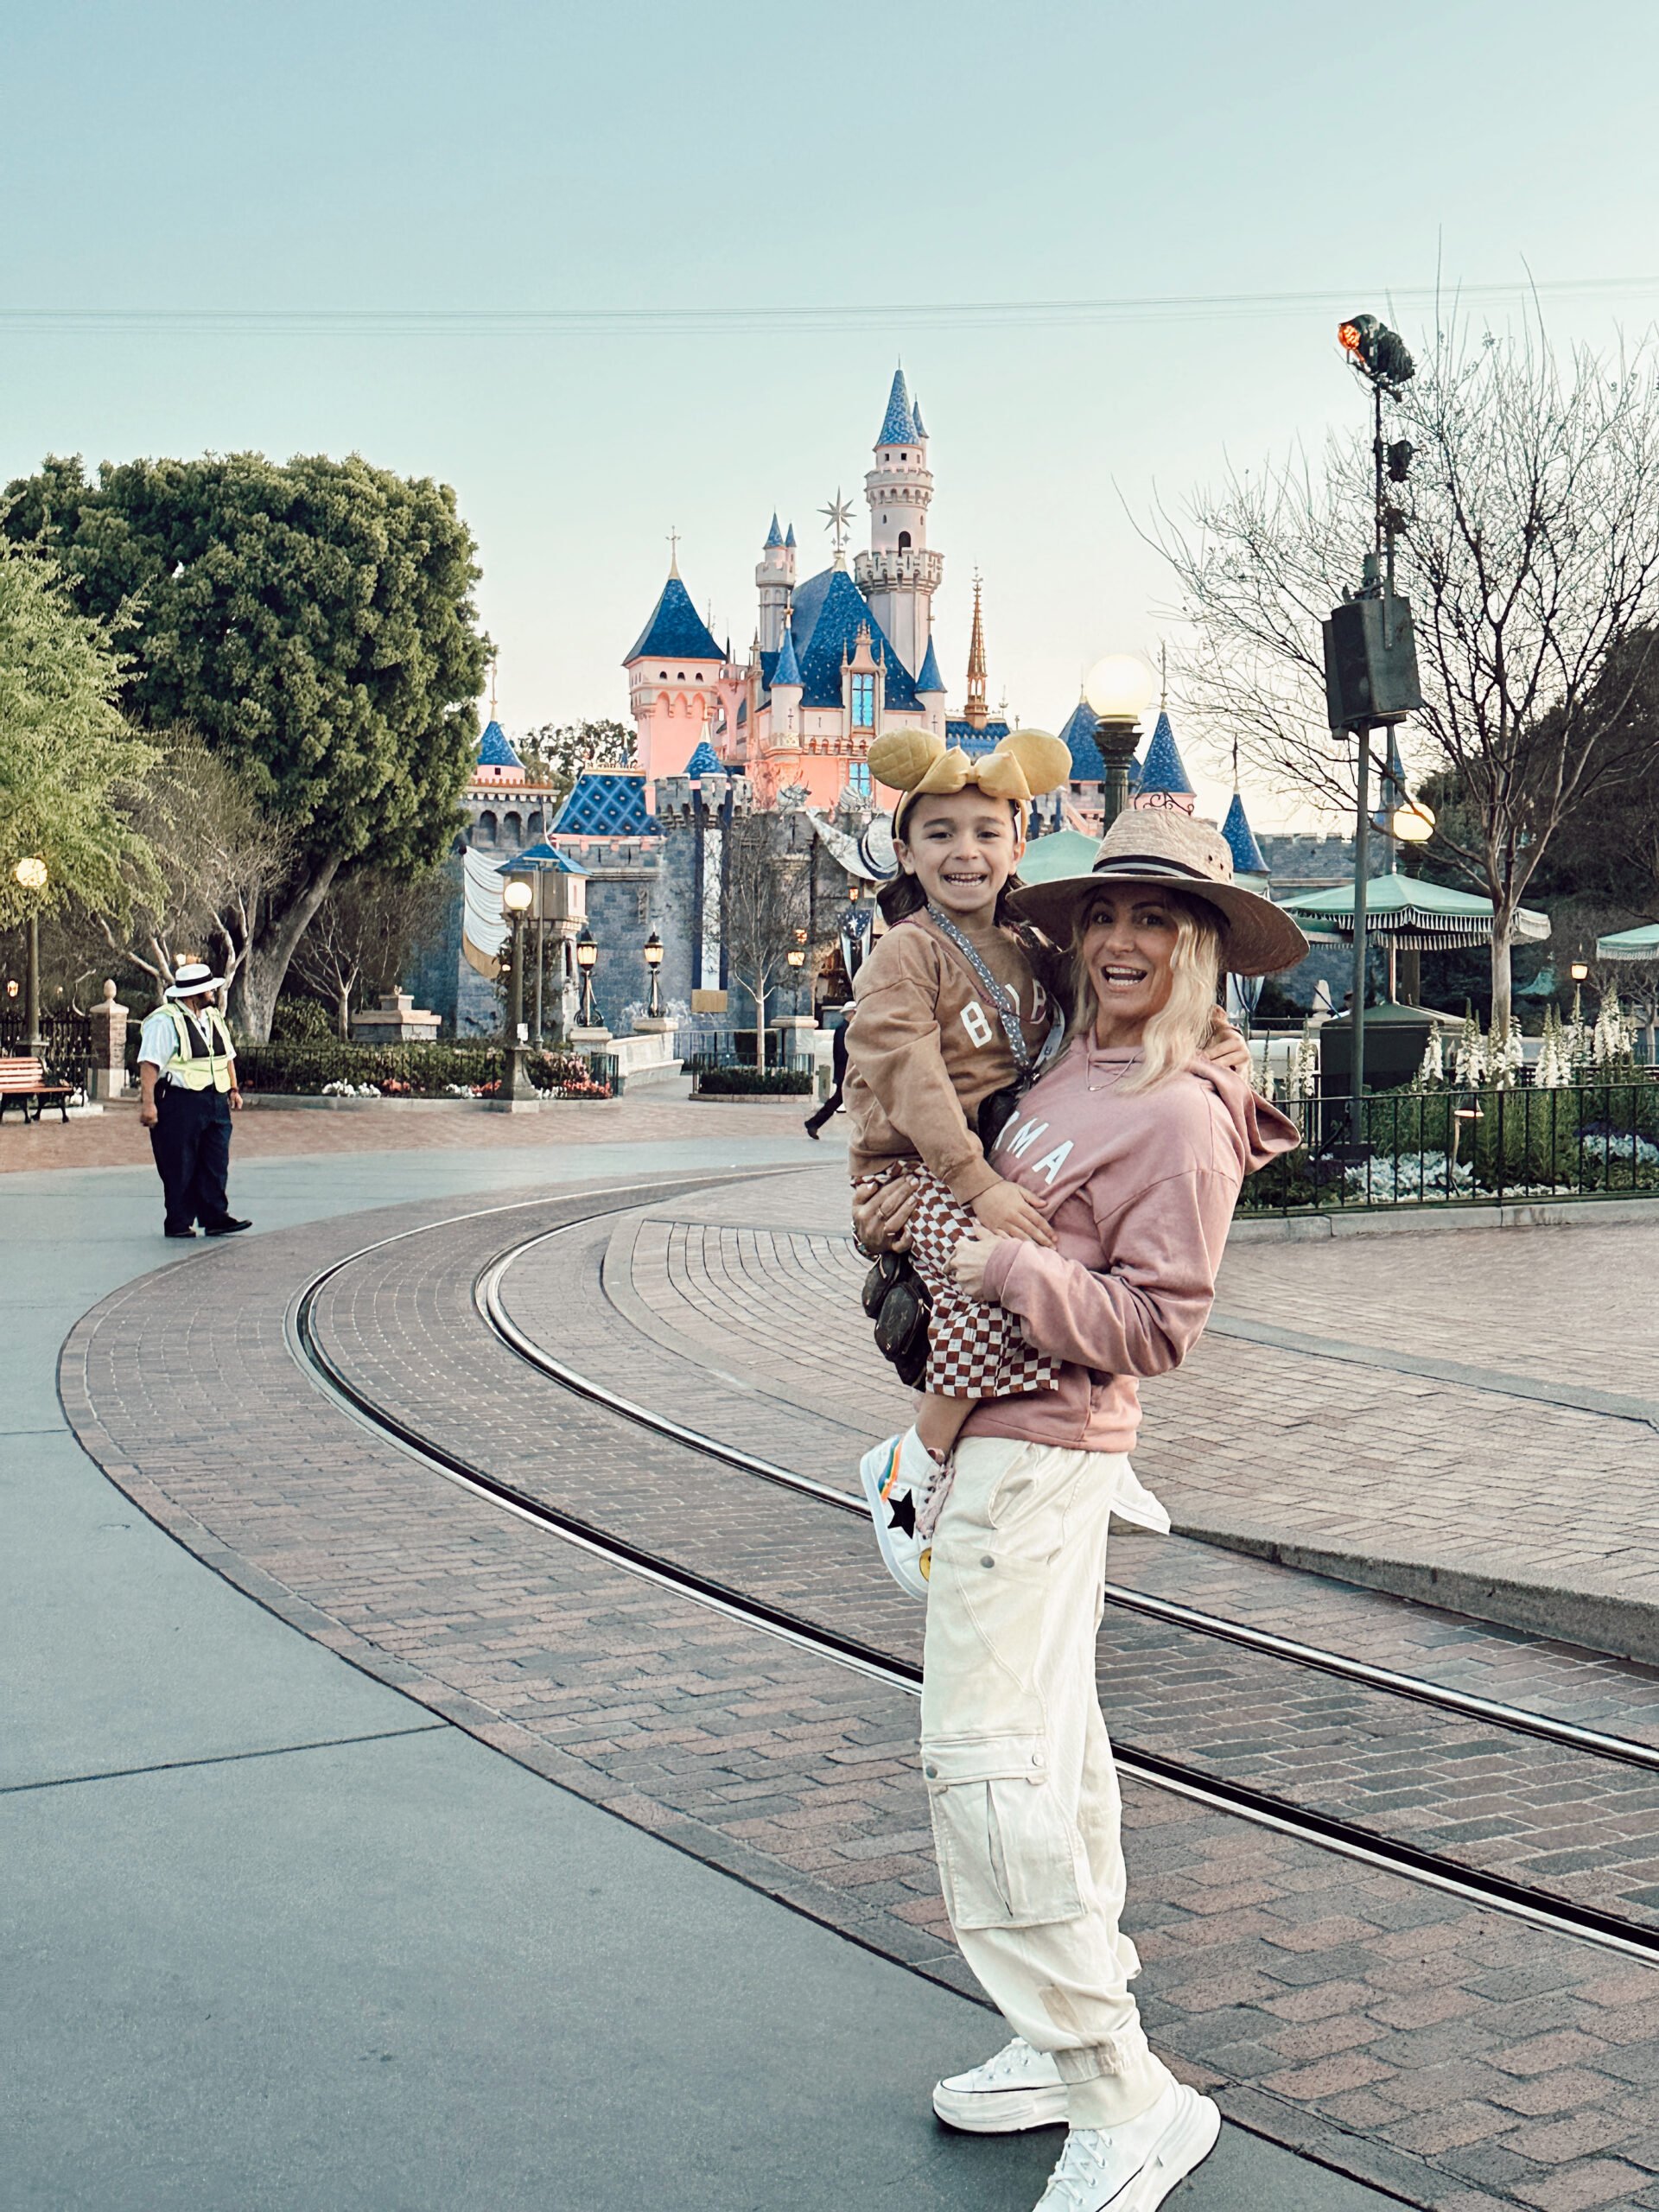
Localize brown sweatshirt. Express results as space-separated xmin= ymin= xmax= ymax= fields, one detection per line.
xmin=844 ymin=912 xmax=1058 ymax=1205
xmin=965 ymin=1037 xmax=1301 ymax=1452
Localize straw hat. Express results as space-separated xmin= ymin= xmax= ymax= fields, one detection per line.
xmin=869 ymin=726 xmax=1073 ymax=840
xmin=165 ymin=960 xmax=229 ymax=1000
xmin=1007 ymin=810 xmax=1309 ymax=976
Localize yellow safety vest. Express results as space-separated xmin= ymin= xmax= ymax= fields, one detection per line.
xmin=158 ymin=1001 xmax=236 ymax=1092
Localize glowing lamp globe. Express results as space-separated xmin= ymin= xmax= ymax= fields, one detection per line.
xmin=13 ymin=856 xmax=48 ymax=893
xmin=502 ymin=877 xmax=533 ymax=913
xmin=1084 ymin=656 xmax=1156 ymax=725
xmin=1390 ymin=800 xmax=1434 ymax=844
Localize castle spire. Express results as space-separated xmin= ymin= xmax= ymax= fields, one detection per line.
xmin=963 ymin=571 xmax=988 ymax=731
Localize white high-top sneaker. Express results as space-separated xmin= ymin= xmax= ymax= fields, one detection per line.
xmin=857 ymin=1429 xmax=934 ymax=1599
xmin=932 ymin=2035 xmax=1069 ymax=2133
xmin=1033 ymin=2084 xmax=1221 ymax=2211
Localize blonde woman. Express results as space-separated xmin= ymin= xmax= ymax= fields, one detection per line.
xmin=854 ymin=810 xmax=1305 ymax=2212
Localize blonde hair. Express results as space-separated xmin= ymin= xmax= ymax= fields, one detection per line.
xmin=1067 ymin=889 xmax=1223 ymax=1093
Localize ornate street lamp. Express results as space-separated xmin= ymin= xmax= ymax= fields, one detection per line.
xmin=785 ymin=939 xmax=807 ymax=1017
xmin=643 ymin=930 xmax=664 ymax=1020
xmin=575 ymin=926 xmax=599 ymax=1029
xmin=501 ymin=876 xmax=534 ymax=1102
xmin=13 ymin=856 xmax=48 ymax=1056
xmin=1083 ymin=658 xmax=1156 ymax=827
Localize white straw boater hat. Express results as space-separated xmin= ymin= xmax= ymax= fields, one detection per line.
xmin=1008 ymin=810 xmax=1309 ymax=977
xmin=164 ymin=961 xmax=229 ymax=999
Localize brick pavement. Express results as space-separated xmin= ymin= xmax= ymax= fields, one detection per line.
xmin=57 ymin=1174 xmax=1659 ymax=2209
xmin=554 ymin=1173 xmax=1659 ymax=1658
xmin=0 ymin=1085 xmax=817 ymax=1172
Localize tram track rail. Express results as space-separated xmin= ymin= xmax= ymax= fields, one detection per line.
xmin=283 ymin=1194 xmax=1659 ymax=1969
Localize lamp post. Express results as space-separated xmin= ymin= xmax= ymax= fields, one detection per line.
xmin=1083 ymin=658 xmax=1156 ymax=827
xmin=501 ymin=876 xmax=535 ymax=1103
xmin=643 ymin=931 xmax=664 ymax=1020
xmin=575 ymin=927 xmax=599 ymax=1029
xmin=1569 ymin=958 xmax=1590 ymax=1029
xmin=13 ymin=857 xmax=48 ymax=1056
xmin=786 ymin=941 xmax=806 ymax=1016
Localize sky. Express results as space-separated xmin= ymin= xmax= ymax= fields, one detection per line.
xmin=6 ymin=0 xmax=1659 ymax=828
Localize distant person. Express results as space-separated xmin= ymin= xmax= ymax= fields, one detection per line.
xmin=803 ymin=1015 xmax=849 ymax=1139
xmin=137 ymin=962 xmax=251 ymax=1240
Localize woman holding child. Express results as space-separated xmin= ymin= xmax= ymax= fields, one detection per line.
xmin=848 ymin=750 xmax=1305 ymax=2212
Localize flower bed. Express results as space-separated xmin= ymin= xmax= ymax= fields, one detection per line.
xmin=237 ymin=1041 xmax=608 ymax=1101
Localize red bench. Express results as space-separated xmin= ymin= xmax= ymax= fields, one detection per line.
xmin=0 ymin=1056 xmax=74 ymax=1122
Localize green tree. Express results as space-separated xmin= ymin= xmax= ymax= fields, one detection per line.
xmin=518 ymin=717 xmax=636 ymax=804
xmin=4 ymin=451 xmax=488 ymax=1036
xmin=0 ymin=539 xmax=159 ymax=931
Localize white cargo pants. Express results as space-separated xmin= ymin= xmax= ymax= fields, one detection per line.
xmin=920 ymin=1435 xmax=1177 ymax=2128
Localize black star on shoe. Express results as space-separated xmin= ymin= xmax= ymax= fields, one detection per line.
xmin=887 ymin=1490 xmax=918 ymax=1539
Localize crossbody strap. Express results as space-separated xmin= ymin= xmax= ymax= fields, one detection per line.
xmin=924 ymin=904 xmax=1033 ymax=1074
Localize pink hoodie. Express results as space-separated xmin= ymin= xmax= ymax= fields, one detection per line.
xmin=966 ymin=1036 xmax=1300 ymax=1454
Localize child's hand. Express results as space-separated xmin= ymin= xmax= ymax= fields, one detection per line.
xmin=1203 ymin=1009 xmax=1251 ymax=1076
xmin=971 ymin=1179 xmax=1056 ymax=1247
xmin=950 ymin=1228 xmax=1002 ymax=1300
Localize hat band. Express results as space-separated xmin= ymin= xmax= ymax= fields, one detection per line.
xmin=1091 ymin=855 xmax=1223 ymax=888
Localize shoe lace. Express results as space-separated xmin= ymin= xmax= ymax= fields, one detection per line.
xmin=1046 ymin=2127 xmax=1116 ymax=2203
xmin=976 ymin=2035 xmax=1040 ymax=2087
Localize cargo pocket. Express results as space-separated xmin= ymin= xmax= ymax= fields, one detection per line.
xmin=922 ymin=1732 xmax=1086 ymax=1930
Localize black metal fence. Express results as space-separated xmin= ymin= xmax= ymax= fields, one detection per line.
xmin=1243 ymin=1076 xmax=1659 ymax=1213
xmin=676 ymin=1022 xmax=817 ymax=1072
xmin=0 ymin=1012 xmax=92 ymax=1071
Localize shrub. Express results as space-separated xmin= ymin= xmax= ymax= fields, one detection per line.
xmin=695 ymin=1065 xmax=812 ymax=1096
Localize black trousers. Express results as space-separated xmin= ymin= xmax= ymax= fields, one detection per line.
xmin=149 ymin=1084 xmax=234 ymax=1232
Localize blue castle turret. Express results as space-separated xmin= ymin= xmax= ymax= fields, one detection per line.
xmin=1221 ymin=790 xmax=1268 ymax=881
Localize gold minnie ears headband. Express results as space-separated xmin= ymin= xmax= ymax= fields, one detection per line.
xmin=868 ymin=726 xmax=1072 ymax=826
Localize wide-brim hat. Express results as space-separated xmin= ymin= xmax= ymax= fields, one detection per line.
xmin=165 ymin=961 xmax=229 ymax=999
xmin=1007 ymin=810 xmax=1309 ymax=976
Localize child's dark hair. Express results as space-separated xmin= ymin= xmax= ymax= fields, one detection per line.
xmin=878 ymin=789 xmax=1030 ymax=928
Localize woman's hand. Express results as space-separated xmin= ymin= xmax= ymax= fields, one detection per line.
xmin=971 ymin=1178 xmax=1056 ymax=1247
xmin=950 ymin=1228 xmax=1004 ymax=1300
xmin=1203 ymin=1009 xmax=1251 ymax=1077
xmin=851 ymin=1173 xmax=918 ymax=1255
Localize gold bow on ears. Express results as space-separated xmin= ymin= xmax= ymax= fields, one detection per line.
xmin=868 ymin=725 xmax=1072 ymax=811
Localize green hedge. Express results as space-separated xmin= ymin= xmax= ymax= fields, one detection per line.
xmin=695 ymin=1066 xmax=813 ymax=1096
xmin=233 ymin=1040 xmax=609 ymax=1099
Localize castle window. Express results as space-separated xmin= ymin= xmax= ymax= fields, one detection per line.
xmin=851 ymin=673 xmax=875 ymax=731
xmin=898 ymin=531 xmax=912 ymax=550
xmin=849 ymin=761 xmax=872 ymax=799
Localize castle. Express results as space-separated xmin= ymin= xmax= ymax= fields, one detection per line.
xmin=417 ymin=366 xmax=1290 ymax=1039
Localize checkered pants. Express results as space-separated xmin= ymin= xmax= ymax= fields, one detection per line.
xmin=885 ymin=1166 xmax=1063 ymax=1401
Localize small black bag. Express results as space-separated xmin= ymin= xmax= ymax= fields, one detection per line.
xmin=861 ymin=1249 xmax=907 ymax=1319
xmin=976 ymin=1083 xmax=1024 ymax=1152
xmin=873 ymin=1265 xmax=932 ymax=1390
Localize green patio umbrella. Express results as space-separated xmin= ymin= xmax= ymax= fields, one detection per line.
xmin=1597 ymin=922 xmax=1659 ymax=960
xmin=1279 ymin=868 xmax=1549 ymax=950
xmin=1018 ymin=828 xmax=1103 ymax=884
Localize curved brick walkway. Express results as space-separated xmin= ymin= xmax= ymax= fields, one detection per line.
xmin=54 ymin=1168 xmax=1659 ymax=2212
xmin=515 ymin=1173 xmax=1659 ymax=1662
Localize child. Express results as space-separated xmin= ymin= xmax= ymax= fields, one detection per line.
xmin=845 ymin=727 xmax=1075 ymax=1599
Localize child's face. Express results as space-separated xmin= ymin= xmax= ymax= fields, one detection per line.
xmin=894 ymin=791 xmax=1025 ymax=924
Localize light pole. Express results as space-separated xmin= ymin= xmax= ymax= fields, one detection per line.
xmin=644 ymin=931 xmax=664 ymax=1020
xmin=1083 ymin=658 xmax=1156 ymax=827
xmin=786 ymin=941 xmax=806 ymax=1016
xmin=13 ymin=857 xmax=48 ymax=1056
xmin=575 ymin=927 xmax=599 ymax=1029
xmin=501 ymin=876 xmax=534 ymax=1102
xmin=1569 ymin=958 xmax=1590 ymax=1030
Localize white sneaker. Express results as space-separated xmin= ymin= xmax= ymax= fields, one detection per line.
xmin=1034 ymin=2084 xmax=1221 ymax=2211
xmin=933 ymin=2035 xmax=1068 ymax=2133
xmin=858 ymin=1429 xmax=934 ymax=1599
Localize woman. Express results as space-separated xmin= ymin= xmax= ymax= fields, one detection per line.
xmin=854 ymin=810 xmax=1305 ymax=2212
